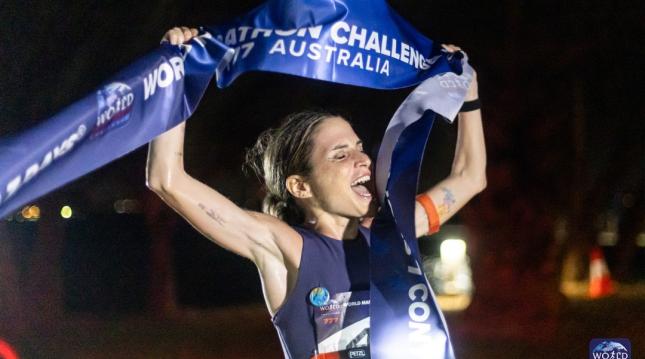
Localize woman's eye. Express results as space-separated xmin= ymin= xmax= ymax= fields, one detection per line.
xmin=334 ymin=153 xmax=347 ymax=160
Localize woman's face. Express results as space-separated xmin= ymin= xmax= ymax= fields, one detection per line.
xmin=305 ymin=117 xmax=375 ymax=219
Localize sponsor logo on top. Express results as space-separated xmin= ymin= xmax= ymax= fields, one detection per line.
xmin=589 ymin=338 xmax=631 ymax=359
xmin=91 ymin=82 xmax=134 ymax=138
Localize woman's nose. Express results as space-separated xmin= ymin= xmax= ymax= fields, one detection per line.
xmin=355 ymin=150 xmax=371 ymax=167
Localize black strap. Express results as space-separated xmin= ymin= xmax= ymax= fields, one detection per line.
xmin=459 ymin=98 xmax=481 ymax=112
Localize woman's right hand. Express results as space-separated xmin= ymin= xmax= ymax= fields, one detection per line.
xmin=161 ymin=26 xmax=199 ymax=45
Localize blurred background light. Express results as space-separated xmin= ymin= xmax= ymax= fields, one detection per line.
xmin=440 ymin=238 xmax=466 ymax=266
xmin=0 ymin=338 xmax=19 ymax=359
xmin=114 ymin=199 xmax=141 ymax=214
xmin=60 ymin=205 xmax=73 ymax=219
xmin=20 ymin=205 xmax=40 ymax=221
xmin=637 ymin=233 xmax=645 ymax=248
xmin=597 ymin=213 xmax=619 ymax=246
xmin=424 ymin=230 xmax=474 ymax=312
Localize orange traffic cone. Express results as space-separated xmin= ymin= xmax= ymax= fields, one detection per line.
xmin=588 ymin=246 xmax=615 ymax=298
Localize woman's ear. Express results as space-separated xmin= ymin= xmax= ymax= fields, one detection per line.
xmin=286 ymin=175 xmax=312 ymax=199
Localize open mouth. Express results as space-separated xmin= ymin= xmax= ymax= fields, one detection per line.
xmin=351 ymin=175 xmax=372 ymax=200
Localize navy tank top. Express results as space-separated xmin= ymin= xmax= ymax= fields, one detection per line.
xmin=272 ymin=225 xmax=370 ymax=359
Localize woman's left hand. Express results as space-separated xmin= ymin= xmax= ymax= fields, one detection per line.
xmin=441 ymin=43 xmax=478 ymax=101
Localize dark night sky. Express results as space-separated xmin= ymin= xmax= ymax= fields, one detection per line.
xmin=1 ymin=1 xmax=643 ymax=308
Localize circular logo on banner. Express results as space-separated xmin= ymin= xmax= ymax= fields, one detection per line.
xmin=309 ymin=287 xmax=330 ymax=307
xmin=92 ymin=82 xmax=135 ymax=138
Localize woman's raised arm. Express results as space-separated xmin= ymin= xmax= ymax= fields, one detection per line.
xmin=146 ymin=28 xmax=300 ymax=264
xmin=415 ymin=46 xmax=487 ymax=237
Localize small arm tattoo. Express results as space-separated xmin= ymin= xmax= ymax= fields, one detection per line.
xmin=197 ymin=203 xmax=279 ymax=255
xmin=198 ymin=203 xmax=225 ymax=226
xmin=174 ymin=151 xmax=183 ymax=157
xmin=437 ymin=187 xmax=456 ymax=217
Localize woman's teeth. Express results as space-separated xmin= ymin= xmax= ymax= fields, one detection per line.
xmin=351 ymin=175 xmax=370 ymax=187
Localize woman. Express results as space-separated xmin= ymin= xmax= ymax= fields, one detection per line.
xmin=148 ymin=27 xmax=486 ymax=358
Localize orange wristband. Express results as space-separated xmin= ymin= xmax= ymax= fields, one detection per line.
xmin=415 ymin=193 xmax=440 ymax=235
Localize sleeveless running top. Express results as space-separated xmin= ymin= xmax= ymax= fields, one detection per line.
xmin=272 ymin=226 xmax=371 ymax=359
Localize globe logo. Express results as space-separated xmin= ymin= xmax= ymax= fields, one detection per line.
xmin=590 ymin=339 xmax=631 ymax=359
xmin=92 ymin=82 xmax=135 ymax=138
xmin=309 ymin=287 xmax=330 ymax=307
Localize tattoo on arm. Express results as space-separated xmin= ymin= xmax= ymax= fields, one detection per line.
xmin=437 ymin=187 xmax=456 ymax=217
xmin=174 ymin=151 xmax=183 ymax=157
xmin=198 ymin=203 xmax=225 ymax=226
xmin=197 ymin=204 xmax=276 ymax=257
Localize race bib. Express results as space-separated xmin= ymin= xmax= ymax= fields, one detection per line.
xmin=311 ymin=290 xmax=371 ymax=359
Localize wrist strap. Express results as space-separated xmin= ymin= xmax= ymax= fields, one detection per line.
xmin=460 ymin=98 xmax=481 ymax=113
xmin=415 ymin=193 xmax=440 ymax=235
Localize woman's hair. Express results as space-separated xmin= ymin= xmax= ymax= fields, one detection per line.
xmin=244 ymin=110 xmax=339 ymax=225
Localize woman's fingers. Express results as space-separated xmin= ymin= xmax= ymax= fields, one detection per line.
xmin=440 ymin=44 xmax=478 ymax=99
xmin=441 ymin=44 xmax=462 ymax=53
xmin=181 ymin=26 xmax=193 ymax=40
xmin=162 ymin=26 xmax=199 ymax=45
xmin=162 ymin=27 xmax=182 ymax=45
